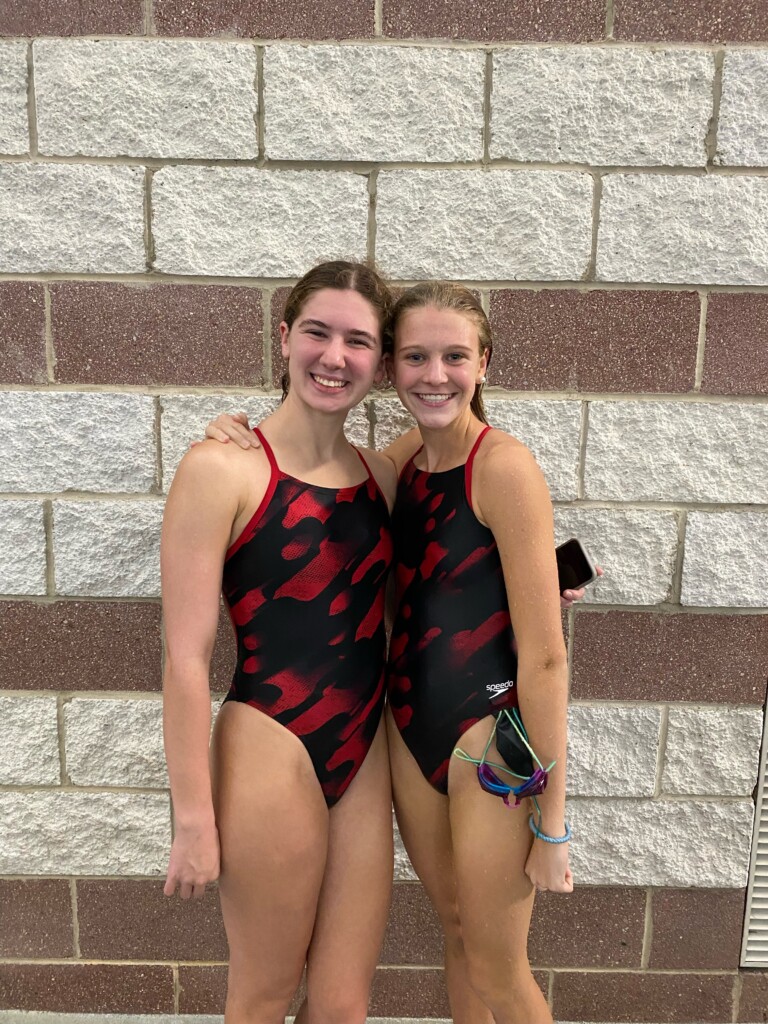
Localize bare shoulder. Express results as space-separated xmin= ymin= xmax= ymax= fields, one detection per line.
xmin=358 ymin=446 xmax=398 ymax=511
xmin=168 ymin=438 xmax=267 ymax=507
xmin=473 ymin=429 xmax=551 ymax=519
xmin=383 ymin=427 xmax=422 ymax=475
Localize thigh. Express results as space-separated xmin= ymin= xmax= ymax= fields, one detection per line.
xmin=303 ymin=718 xmax=393 ymax=1016
xmin=447 ymin=716 xmax=536 ymax=961
xmin=386 ymin=708 xmax=457 ymax=918
xmin=211 ymin=702 xmax=329 ymax=999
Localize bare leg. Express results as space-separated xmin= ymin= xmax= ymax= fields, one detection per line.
xmin=448 ymin=717 xmax=552 ymax=1024
xmin=386 ymin=710 xmax=493 ymax=1024
xmin=298 ymin=718 xmax=394 ymax=1024
xmin=211 ymin=702 xmax=329 ymax=1024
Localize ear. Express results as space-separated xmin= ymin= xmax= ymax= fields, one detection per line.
xmin=382 ymin=352 xmax=396 ymax=386
xmin=279 ymin=321 xmax=290 ymax=360
xmin=477 ymin=348 xmax=489 ymax=381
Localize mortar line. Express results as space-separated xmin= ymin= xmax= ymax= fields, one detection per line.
xmin=653 ymin=705 xmax=670 ymax=797
xmin=69 ymin=879 xmax=81 ymax=957
xmin=585 ymin=173 xmax=602 ymax=281
xmin=57 ymin=693 xmax=71 ymax=786
xmin=256 ymin=45 xmax=265 ymax=163
xmin=706 ymin=50 xmax=726 ymax=167
xmin=576 ymin=400 xmax=590 ymax=500
xmin=144 ymin=0 xmax=153 ymax=35
xmin=640 ymin=887 xmax=654 ymax=968
xmin=694 ymin=291 xmax=708 ymax=391
xmin=42 ymin=498 xmax=55 ymax=596
xmin=43 ymin=285 xmax=55 ymax=382
xmin=26 ymin=41 xmax=38 ymax=157
xmin=173 ymin=963 xmax=180 ymax=1014
xmin=605 ymin=0 xmax=615 ymax=39
xmin=374 ymin=0 xmax=383 ymax=36
xmin=143 ymin=168 xmax=155 ymax=272
xmin=153 ymin=395 xmax=163 ymax=494
xmin=482 ymin=51 xmax=493 ymax=166
xmin=669 ymin=509 xmax=688 ymax=603
xmin=367 ymin=169 xmax=379 ymax=263
xmin=731 ymin=971 xmax=743 ymax=1023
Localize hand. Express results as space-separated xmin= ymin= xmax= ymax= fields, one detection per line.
xmin=525 ymin=838 xmax=573 ymax=894
xmin=191 ymin=411 xmax=259 ymax=450
xmin=560 ymin=565 xmax=604 ymax=609
xmin=163 ymin=820 xmax=221 ymax=899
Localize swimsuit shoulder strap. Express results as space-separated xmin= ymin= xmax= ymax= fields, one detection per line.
xmin=254 ymin=427 xmax=279 ymax=476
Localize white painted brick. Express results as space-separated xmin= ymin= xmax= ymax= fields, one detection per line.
xmin=0 ymin=163 xmax=145 ymax=274
xmin=585 ymin=400 xmax=768 ymax=503
xmin=717 ymin=51 xmax=768 ymax=166
xmin=376 ymin=170 xmax=593 ymax=281
xmin=160 ymin=394 xmax=369 ymax=487
xmin=492 ymin=47 xmax=711 ymax=167
xmin=370 ymin=397 xmax=416 ymax=450
xmin=35 ymin=39 xmax=257 ymax=159
xmin=567 ymin=704 xmax=661 ymax=797
xmin=65 ymin=697 xmax=166 ymax=788
xmin=393 ymin=814 xmax=417 ymax=881
xmin=569 ymin=797 xmax=753 ymax=886
xmin=554 ymin=508 xmax=678 ymax=605
xmin=0 ymin=500 xmax=46 ymax=596
xmin=0 ymin=41 xmax=29 ymax=154
xmin=662 ymin=706 xmax=763 ymax=796
xmin=54 ymin=500 xmax=163 ymax=597
xmin=0 ymin=696 xmax=59 ymax=785
xmin=265 ymin=44 xmax=483 ymax=161
xmin=485 ymin=399 xmax=581 ymax=501
xmin=597 ymin=173 xmax=768 ymax=285
xmin=0 ymin=392 xmax=156 ymax=494
xmin=682 ymin=511 xmax=768 ymax=608
xmin=153 ymin=167 xmax=368 ymax=277
xmin=0 ymin=791 xmax=169 ymax=874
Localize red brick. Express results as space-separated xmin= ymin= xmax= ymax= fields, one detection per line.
xmin=530 ymin=886 xmax=645 ymax=968
xmin=383 ymin=0 xmax=604 ymax=41
xmin=51 ymin=282 xmax=263 ymax=387
xmin=739 ymin=971 xmax=768 ymax=1022
xmin=270 ymin=285 xmax=292 ymax=389
xmin=489 ymin=289 xmax=699 ymax=393
xmin=381 ymin=882 xmax=444 ymax=966
xmin=0 ymin=601 xmax=162 ymax=692
xmin=703 ymin=293 xmax=768 ymax=396
xmin=553 ymin=971 xmax=736 ymax=1022
xmin=0 ymin=283 xmax=46 ymax=384
xmin=211 ymin=604 xmax=237 ymax=692
xmin=615 ymin=0 xmax=768 ymax=42
xmin=0 ymin=964 xmax=174 ymax=1012
xmin=0 ymin=880 xmax=73 ymax=958
xmin=650 ymin=889 xmax=745 ymax=970
xmin=153 ymin=0 xmax=374 ymax=39
xmin=369 ymin=967 xmax=450 ymax=1017
xmin=178 ymin=965 xmax=228 ymax=1013
xmin=571 ymin=611 xmax=768 ymax=704
xmin=77 ymin=879 xmax=227 ymax=960
xmin=0 ymin=0 xmax=144 ymax=36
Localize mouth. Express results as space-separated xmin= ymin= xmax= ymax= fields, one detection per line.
xmin=311 ymin=373 xmax=348 ymax=390
xmin=414 ymin=393 xmax=456 ymax=405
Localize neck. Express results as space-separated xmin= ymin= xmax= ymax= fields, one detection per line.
xmin=417 ymin=411 xmax=486 ymax=472
xmin=266 ymin=393 xmax=354 ymax=468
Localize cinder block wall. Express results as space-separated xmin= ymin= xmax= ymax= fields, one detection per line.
xmin=1 ymin=1 xmax=767 ymax=1020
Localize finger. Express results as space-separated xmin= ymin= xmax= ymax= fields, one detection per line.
xmin=233 ymin=411 xmax=249 ymax=424
xmin=204 ymin=427 xmax=230 ymax=443
xmin=179 ymin=881 xmax=193 ymax=900
xmin=189 ymin=439 xmax=201 ymax=449
xmin=163 ymin=875 xmax=177 ymax=897
xmin=191 ymin=883 xmax=207 ymax=899
xmin=596 ymin=565 xmax=605 ymax=577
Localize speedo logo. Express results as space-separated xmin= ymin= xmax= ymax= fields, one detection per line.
xmin=486 ymin=681 xmax=514 ymax=694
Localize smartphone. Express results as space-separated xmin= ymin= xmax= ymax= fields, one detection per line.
xmin=555 ymin=537 xmax=598 ymax=592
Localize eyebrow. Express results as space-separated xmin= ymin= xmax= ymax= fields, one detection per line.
xmin=398 ymin=343 xmax=476 ymax=354
xmin=298 ymin=319 xmax=377 ymax=343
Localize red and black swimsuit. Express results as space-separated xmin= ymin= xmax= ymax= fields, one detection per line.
xmin=387 ymin=426 xmax=518 ymax=793
xmin=222 ymin=428 xmax=393 ymax=807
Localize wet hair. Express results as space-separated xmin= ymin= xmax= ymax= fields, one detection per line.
xmin=279 ymin=260 xmax=393 ymax=400
xmin=387 ymin=282 xmax=493 ymax=424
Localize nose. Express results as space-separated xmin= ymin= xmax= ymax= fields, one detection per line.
xmin=320 ymin=333 xmax=346 ymax=370
xmin=422 ymin=357 xmax=448 ymax=385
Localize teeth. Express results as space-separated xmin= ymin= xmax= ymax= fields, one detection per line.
xmin=313 ymin=375 xmax=346 ymax=388
xmin=418 ymin=394 xmax=451 ymax=403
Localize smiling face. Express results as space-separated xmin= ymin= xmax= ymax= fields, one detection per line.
xmin=280 ymin=288 xmax=384 ymax=414
xmin=390 ymin=305 xmax=488 ymax=430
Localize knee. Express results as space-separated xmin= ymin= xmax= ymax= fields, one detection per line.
xmin=307 ymin=989 xmax=369 ymax=1024
xmin=465 ymin=954 xmax=536 ymax=1014
xmin=225 ymin=961 xmax=300 ymax=1023
xmin=437 ymin=901 xmax=465 ymax=958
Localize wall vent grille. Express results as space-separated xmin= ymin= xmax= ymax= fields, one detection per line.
xmin=742 ymin=703 xmax=768 ymax=967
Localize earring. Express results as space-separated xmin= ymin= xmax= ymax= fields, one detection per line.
xmin=479 ymin=375 xmax=487 ymax=385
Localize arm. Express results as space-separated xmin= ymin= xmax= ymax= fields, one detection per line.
xmin=161 ymin=445 xmax=240 ymax=898
xmin=475 ymin=439 xmax=572 ymax=892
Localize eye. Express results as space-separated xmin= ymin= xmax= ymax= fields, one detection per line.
xmin=404 ymin=353 xmax=424 ymax=363
xmin=446 ymin=352 xmax=467 ymax=363
xmin=348 ymin=337 xmax=373 ymax=348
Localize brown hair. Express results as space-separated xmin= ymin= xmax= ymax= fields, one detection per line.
xmin=387 ymin=282 xmax=493 ymax=424
xmin=280 ymin=260 xmax=393 ymax=400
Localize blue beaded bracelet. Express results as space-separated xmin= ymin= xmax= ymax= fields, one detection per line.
xmin=528 ymin=815 xmax=572 ymax=844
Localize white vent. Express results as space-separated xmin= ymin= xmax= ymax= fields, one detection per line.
xmin=742 ymin=703 xmax=768 ymax=967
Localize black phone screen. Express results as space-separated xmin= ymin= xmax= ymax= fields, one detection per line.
xmin=556 ymin=538 xmax=595 ymax=591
